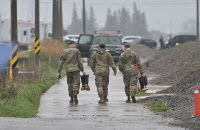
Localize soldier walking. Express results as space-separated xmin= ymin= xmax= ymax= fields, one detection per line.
xmin=119 ymin=43 xmax=144 ymax=103
xmin=159 ymin=35 xmax=164 ymax=49
xmin=57 ymin=41 xmax=85 ymax=104
xmin=90 ymin=42 xmax=117 ymax=103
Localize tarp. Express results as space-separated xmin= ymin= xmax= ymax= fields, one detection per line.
xmin=0 ymin=43 xmax=11 ymax=73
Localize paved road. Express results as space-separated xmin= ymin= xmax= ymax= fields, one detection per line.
xmin=0 ymin=64 xmax=188 ymax=130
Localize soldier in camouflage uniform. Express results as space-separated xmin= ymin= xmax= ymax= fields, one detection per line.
xmin=119 ymin=42 xmax=144 ymax=103
xmin=90 ymin=42 xmax=117 ymax=103
xmin=57 ymin=41 xmax=85 ymax=104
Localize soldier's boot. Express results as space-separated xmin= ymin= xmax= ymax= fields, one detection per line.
xmin=126 ymin=95 xmax=131 ymax=103
xmin=74 ymin=91 xmax=78 ymax=104
xmin=81 ymin=75 xmax=86 ymax=91
xmin=69 ymin=96 xmax=74 ymax=103
xmin=85 ymin=75 xmax=90 ymax=91
xmin=85 ymin=84 xmax=90 ymax=91
xmin=104 ymin=96 xmax=109 ymax=102
xmin=81 ymin=85 xmax=85 ymax=91
xmin=131 ymin=96 xmax=137 ymax=103
xmin=98 ymin=96 xmax=105 ymax=104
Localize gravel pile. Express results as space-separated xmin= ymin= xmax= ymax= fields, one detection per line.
xmin=159 ymin=67 xmax=200 ymax=94
xmin=148 ymin=42 xmax=200 ymax=88
xmin=131 ymin=44 xmax=156 ymax=60
xmin=140 ymin=42 xmax=200 ymax=130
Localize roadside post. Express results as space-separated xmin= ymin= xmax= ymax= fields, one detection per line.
xmin=10 ymin=0 xmax=18 ymax=82
xmin=35 ymin=0 xmax=40 ymax=67
xmin=10 ymin=41 xmax=19 ymax=82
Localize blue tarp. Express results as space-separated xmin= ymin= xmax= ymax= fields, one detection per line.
xmin=0 ymin=43 xmax=11 ymax=73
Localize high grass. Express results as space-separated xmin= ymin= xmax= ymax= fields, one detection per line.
xmin=0 ymin=39 xmax=66 ymax=118
xmin=40 ymin=39 xmax=66 ymax=57
xmin=146 ymin=99 xmax=170 ymax=112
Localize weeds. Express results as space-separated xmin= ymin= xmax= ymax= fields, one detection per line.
xmin=135 ymin=92 xmax=151 ymax=97
xmin=146 ymin=99 xmax=170 ymax=112
xmin=0 ymin=70 xmax=65 ymax=118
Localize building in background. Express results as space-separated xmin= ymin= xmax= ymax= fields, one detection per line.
xmin=0 ymin=18 xmax=52 ymax=51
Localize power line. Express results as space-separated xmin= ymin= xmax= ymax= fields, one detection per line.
xmin=0 ymin=1 xmax=197 ymax=6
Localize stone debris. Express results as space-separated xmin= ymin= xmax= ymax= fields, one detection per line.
xmin=137 ymin=42 xmax=200 ymax=130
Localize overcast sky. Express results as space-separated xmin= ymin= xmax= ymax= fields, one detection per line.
xmin=0 ymin=0 xmax=197 ymax=34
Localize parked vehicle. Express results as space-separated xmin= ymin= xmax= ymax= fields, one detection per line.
xmin=134 ymin=38 xmax=157 ymax=49
xmin=77 ymin=34 xmax=94 ymax=58
xmin=122 ymin=36 xmax=142 ymax=44
xmin=166 ymin=35 xmax=196 ymax=48
xmin=77 ymin=31 xmax=124 ymax=62
xmin=63 ymin=35 xmax=79 ymax=43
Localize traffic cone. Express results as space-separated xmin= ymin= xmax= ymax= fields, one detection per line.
xmin=146 ymin=63 xmax=149 ymax=68
xmin=194 ymin=86 xmax=200 ymax=117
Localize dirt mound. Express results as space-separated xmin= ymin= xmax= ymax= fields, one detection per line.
xmin=142 ymin=42 xmax=200 ymax=129
xmin=147 ymin=42 xmax=200 ymax=92
xmin=159 ymin=68 xmax=200 ymax=94
xmin=131 ymin=44 xmax=156 ymax=60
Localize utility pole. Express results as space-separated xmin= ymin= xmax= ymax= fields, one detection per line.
xmin=52 ymin=0 xmax=63 ymax=42
xmin=10 ymin=0 xmax=18 ymax=79
xmin=52 ymin=0 xmax=57 ymax=40
xmin=35 ymin=0 xmax=40 ymax=66
xmin=58 ymin=0 xmax=63 ymax=42
xmin=82 ymin=0 xmax=86 ymax=34
xmin=44 ymin=23 xmax=47 ymax=38
xmin=197 ymin=0 xmax=199 ymax=41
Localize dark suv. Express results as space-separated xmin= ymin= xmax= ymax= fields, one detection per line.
xmin=77 ymin=31 xmax=124 ymax=62
xmin=133 ymin=38 xmax=157 ymax=48
xmin=167 ymin=35 xmax=196 ymax=48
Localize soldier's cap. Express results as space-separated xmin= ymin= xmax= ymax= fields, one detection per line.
xmin=99 ymin=42 xmax=105 ymax=46
xmin=69 ymin=40 xmax=77 ymax=45
xmin=123 ymin=42 xmax=130 ymax=47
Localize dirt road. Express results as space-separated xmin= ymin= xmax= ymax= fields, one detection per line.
xmin=0 ymin=64 xmax=188 ymax=130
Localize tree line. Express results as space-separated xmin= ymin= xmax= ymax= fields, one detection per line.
xmin=67 ymin=3 xmax=151 ymax=38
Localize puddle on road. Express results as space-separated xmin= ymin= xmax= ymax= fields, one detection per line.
xmin=124 ymin=109 xmax=137 ymax=112
xmin=96 ymin=103 xmax=109 ymax=112
xmin=69 ymin=109 xmax=80 ymax=112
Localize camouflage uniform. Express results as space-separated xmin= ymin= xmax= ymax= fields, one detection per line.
xmin=119 ymin=47 xmax=143 ymax=97
xmin=90 ymin=45 xmax=117 ymax=97
xmin=58 ymin=47 xmax=84 ymax=97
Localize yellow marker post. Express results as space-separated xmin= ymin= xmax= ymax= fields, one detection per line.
xmin=10 ymin=43 xmax=18 ymax=82
xmin=34 ymin=37 xmax=40 ymax=55
xmin=34 ymin=37 xmax=40 ymax=66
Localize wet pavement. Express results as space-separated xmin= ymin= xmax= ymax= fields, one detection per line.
xmin=0 ymin=64 xmax=188 ymax=130
xmin=36 ymin=64 xmax=187 ymax=130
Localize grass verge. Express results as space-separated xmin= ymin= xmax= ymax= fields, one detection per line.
xmin=0 ymin=39 xmax=66 ymax=118
xmin=135 ymin=92 xmax=151 ymax=97
xmin=0 ymin=70 xmax=65 ymax=118
xmin=146 ymin=99 xmax=170 ymax=112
